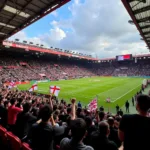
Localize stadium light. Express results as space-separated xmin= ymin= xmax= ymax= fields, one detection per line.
xmin=128 ymin=20 xmax=134 ymax=25
xmin=23 ymin=41 xmax=27 ymax=43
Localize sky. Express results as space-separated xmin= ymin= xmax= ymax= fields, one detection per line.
xmin=9 ymin=0 xmax=148 ymax=58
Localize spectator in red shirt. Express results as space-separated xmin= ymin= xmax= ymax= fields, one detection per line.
xmin=8 ymin=98 xmax=23 ymax=132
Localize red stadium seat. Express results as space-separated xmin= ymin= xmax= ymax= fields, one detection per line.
xmin=7 ymin=131 xmax=22 ymax=150
xmin=56 ymin=145 xmax=60 ymax=150
xmin=0 ymin=125 xmax=7 ymax=147
xmin=22 ymin=142 xmax=32 ymax=150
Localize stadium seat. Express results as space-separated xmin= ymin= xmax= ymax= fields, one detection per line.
xmin=22 ymin=142 xmax=32 ymax=150
xmin=6 ymin=131 xmax=22 ymax=150
xmin=0 ymin=125 xmax=7 ymax=147
xmin=56 ymin=145 xmax=60 ymax=150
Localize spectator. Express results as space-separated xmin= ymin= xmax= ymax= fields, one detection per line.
xmin=0 ymin=100 xmax=10 ymax=128
xmin=78 ymin=101 xmax=82 ymax=108
xmin=116 ymin=104 xmax=119 ymax=113
xmin=108 ymin=117 xmax=121 ymax=147
xmin=8 ymin=98 xmax=23 ymax=132
xmin=99 ymin=111 xmax=105 ymax=121
xmin=125 ymin=100 xmax=129 ymax=113
xmin=28 ymin=104 xmax=54 ymax=150
xmin=132 ymin=97 xmax=134 ymax=106
xmin=119 ymin=94 xmax=150 ymax=150
xmin=15 ymin=102 xmax=37 ymax=140
xmin=90 ymin=121 xmax=118 ymax=150
xmin=118 ymin=109 xmax=123 ymax=116
xmin=84 ymin=116 xmax=97 ymax=145
xmin=60 ymin=118 xmax=94 ymax=150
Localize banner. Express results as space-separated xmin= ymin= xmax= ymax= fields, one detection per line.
xmin=30 ymin=80 xmax=50 ymax=84
xmin=3 ymin=41 xmax=98 ymax=61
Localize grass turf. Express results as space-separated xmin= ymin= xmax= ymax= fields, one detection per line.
xmin=18 ymin=77 xmax=143 ymax=111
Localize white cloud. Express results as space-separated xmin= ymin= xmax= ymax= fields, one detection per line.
xmin=51 ymin=11 xmax=58 ymax=17
xmin=10 ymin=0 xmax=148 ymax=58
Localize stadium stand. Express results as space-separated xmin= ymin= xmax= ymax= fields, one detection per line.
xmin=1 ymin=0 xmax=150 ymax=150
xmin=0 ymin=46 xmax=150 ymax=150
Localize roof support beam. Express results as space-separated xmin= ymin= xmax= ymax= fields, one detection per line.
xmin=137 ymin=17 xmax=150 ymax=23
xmin=143 ymin=31 xmax=150 ymax=35
xmin=141 ymin=25 xmax=150 ymax=29
xmin=0 ymin=0 xmax=34 ymax=35
xmin=133 ymin=5 xmax=150 ymax=15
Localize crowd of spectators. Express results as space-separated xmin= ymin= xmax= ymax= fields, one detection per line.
xmin=0 ymin=52 xmax=150 ymax=83
xmin=0 ymin=87 xmax=150 ymax=150
xmin=0 ymin=50 xmax=150 ymax=150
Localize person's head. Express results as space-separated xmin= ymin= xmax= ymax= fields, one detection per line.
xmin=85 ymin=116 xmax=92 ymax=127
xmin=23 ymin=102 xmax=32 ymax=113
xmin=108 ymin=117 xmax=114 ymax=127
xmin=99 ymin=121 xmax=110 ymax=137
xmin=136 ymin=94 xmax=150 ymax=114
xmin=67 ymin=107 xmax=71 ymax=114
xmin=0 ymin=98 xmax=3 ymax=105
xmin=71 ymin=118 xmax=87 ymax=142
xmin=10 ymin=98 xmax=17 ymax=105
xmin=53 ymin=114 xmax=59 ymax=122
xmin=4 ymin=101 xmax=10 ymax=108
xmin=99 ymin=111 xmax=105 ymax=121
xmin=38 ymin=105 xmax=52 ymax=122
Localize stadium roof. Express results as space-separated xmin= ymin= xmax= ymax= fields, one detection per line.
xmin=122 ymin=0 xmax=150 ymax=50
xmin=0 ymin=0 xmax=70 ymax=42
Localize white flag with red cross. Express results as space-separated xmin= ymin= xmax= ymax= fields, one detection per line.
xmin=50 ymin=86 xmax=60 ymax=96
xmin=8 ymin=81 xmax=17 ymax=89
xmin=88 ymin=98 xmax=98 ymax=112
xmin=29 ymin=83 xmax=38 ymax=92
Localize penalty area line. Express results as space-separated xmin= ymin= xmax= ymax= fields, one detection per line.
xmin=111 ymin=84 xmax=141 ymax=103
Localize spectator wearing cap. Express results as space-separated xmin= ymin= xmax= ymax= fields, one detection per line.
xmin=119 ymin=94 xmax=150 ymax=150
xmin=90 ymin=121 xmax=118 ymax=150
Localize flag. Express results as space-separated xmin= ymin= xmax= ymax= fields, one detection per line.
xmin=50 ymin=86 xmax=60 ymax=96
xmin=8 ymin=81 xmax=17 ymax=89
xmin=29 ymin=83 xmax=38 ymax=92
xmin=88 ymin=97 xmax=97 ymax=112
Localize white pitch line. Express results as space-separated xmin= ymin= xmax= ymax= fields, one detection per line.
xmin=111 ymin=84 xmax=141 ymax=103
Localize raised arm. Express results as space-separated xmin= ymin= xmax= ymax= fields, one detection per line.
xmin=49 ymin=94 xmax=53 ymax=110
xmin=71 ymin=98 xmax=76 ymax=120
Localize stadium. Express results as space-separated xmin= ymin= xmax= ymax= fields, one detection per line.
xmin=0 ymin=0 xmax=150 ymax=150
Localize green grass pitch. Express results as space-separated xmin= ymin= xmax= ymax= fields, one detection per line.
xmin=18 ymin=77 xmax=143 ymax=111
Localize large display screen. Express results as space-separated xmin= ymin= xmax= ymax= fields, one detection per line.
xmin=116 ymin=54 xmax=132 ymax=61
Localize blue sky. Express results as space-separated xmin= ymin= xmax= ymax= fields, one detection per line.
xmin=11 ymin=0 xmax=148 ymax=58
xmin=23 ymin=1 xmax=73 ymax=37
